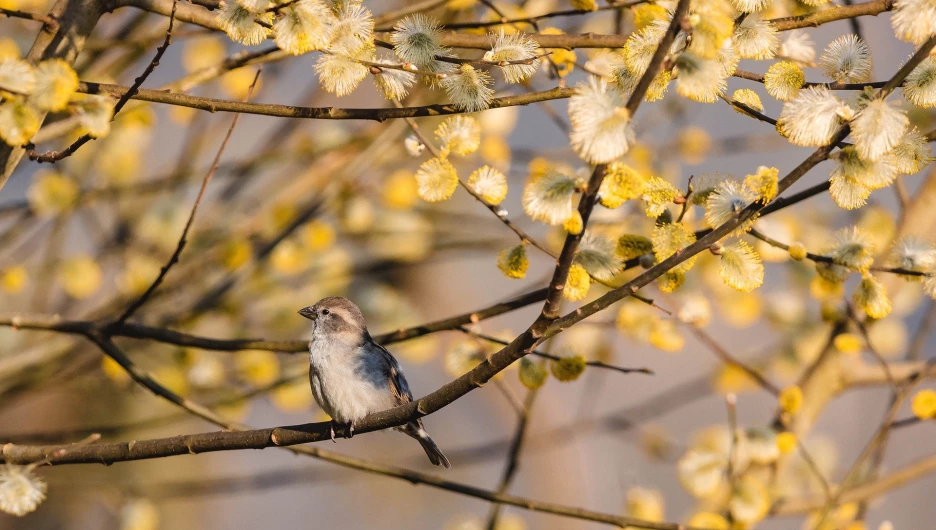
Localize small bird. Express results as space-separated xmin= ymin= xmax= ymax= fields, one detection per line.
xmin=298 ymin=297 xmax=451 ymax=468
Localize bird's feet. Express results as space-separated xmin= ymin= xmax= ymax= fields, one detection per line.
xmin=328 ymin=420 xmax=355 ymax=441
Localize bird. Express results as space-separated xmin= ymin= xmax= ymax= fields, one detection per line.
xmin=298 ymin=296 xmax=451 ymax=468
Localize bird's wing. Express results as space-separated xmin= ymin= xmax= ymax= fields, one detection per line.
xmin=372 ymin=342 xmax=414 ymax=405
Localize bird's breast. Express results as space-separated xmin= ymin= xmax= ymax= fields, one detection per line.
xmin=307 ymin=341 xmax=394 ymax=423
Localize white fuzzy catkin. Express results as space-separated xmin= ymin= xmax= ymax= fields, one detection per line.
xmin=850 ymin=98 xmax=909 ymax=162
xmin=777 ymin=87 xmax=851 ymax=147
xmin=819 ymin=34 xmax=872 ymax=83
xmin=568 ymin=77 xmax=635 ymax=163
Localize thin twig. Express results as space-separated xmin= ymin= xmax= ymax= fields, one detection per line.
xmin=810 ymin=372 xmax=925 ymax=527
xmin=460 ymin=327 xmax=654 ymax=375
xmin=418 ymin=0 xmax=647 ymax=31
xmin=27 ymin=0 xmax=180 ymax=163
xmin=687 ymin=325 xmax=781 ymax=395
xmin=748 ymin=228 xmax=928 ymax=277
xmin=72 ymin=81 xmax=568 ymax=121
xmin=732 ymin=69 xmax=889 ymax=91
xmin=774 ymin=451 xmax=936 ymax=516
xmin=485 ymin=382 xmax=539 ymax=529
xmin=725 ymin=393 xmax=738 ymax=480
xmin=794 ymin=438 xmax=834 ymax=501
xmin=907 ymin=300 xmax=936 ymax=362
xmin=847 ymin=304 xmax=898 ymax=392
xmin=395 ymin=100 xmax=555 ymax=257
xmin=0 ymin=6 xmax=57 ymax=29
xmin=110 ymin=67 xmax=262 ymax=325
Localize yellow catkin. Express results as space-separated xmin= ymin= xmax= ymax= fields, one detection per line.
xmin=776 ymin=432 xmax=797 ymax=454
xmin=778 ymin=385 xmax=804 ymax=414
xmin=834 ymin=333 xmax=863 ymax=354
xmin=519 ymin=358 xmax=548 ymax=389
xmin=764 ymin=61 xmax=805 ymax=101
xmin=732 ymin=88 xmax=764 ymax=115
xmin=563 ymin=210 xmax=583 ymax=234
xmin=570 ymin=0 xmax=598 ymax=9
xmin=550 ymin=354 xmax=587 ymax=381
xmin=745 ymin=166 xmax=779 ymax=203
xmin=912 ymin=389 xmax=936 ymax=419
xmin=617 ymin=234 xmax=654 ymax=261
xmin=632 ymin=4 xmax=669 ymax=30
xmin=497 ymin=244 xmax=529 ymax=279
xmin=563 ymin=263 xmax=591 ymax=301
xmin=788 ymin=242 xmax=808 ymax=261
xmin=0 ymin=266 xmax=27 ymax=294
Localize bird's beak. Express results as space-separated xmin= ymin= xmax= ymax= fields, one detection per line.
xmin=298 ymin=306 xmax=316 ymax=320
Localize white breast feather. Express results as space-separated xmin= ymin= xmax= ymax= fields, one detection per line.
xmin=309 ymin=338 xmax=395 ymax=423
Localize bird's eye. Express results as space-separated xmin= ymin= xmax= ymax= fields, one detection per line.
xmin=321 ymin=309 xmax=330 ymax=316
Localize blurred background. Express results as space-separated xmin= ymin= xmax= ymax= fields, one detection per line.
xmin=1 ymin=0 xmax=935 ymax=529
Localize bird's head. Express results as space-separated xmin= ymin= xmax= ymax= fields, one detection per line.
xmin=299 ymin=297 xmax=368 ymax=343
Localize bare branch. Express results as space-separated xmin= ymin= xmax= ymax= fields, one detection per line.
xmin=0 ymin=6 xmax=58 ymax=28
xmin=74 ymin=81 xmax=574 ymax=120
xmin=770 ymin=0 xmax=894 ymax=31
xmin=111 ymin=67 xmax=261 ymax=325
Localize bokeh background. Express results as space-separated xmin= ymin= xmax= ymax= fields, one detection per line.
xmin=1 ymin=0 xmax=935 ymax=529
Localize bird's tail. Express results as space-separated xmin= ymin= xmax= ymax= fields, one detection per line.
xmin=404 ymin=423 xmax=451 ymax=468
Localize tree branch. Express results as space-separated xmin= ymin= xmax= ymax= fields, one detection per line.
xmin=111 ymin=67 xmax=260 ymax=325
xmin=74 ymin=81 xmax=575 ymax=120
xmin=0 ymin=6 xmax=58 ymax=28
xmin=748 ymin=228 xmax=928 ymax=277
xmin=0 ymin=289 xmax=548 ymax=352
xmin=774 ymin=452 xmax=936 ymax=516
xmin=770 ymin=0 xmax=894 ymax=31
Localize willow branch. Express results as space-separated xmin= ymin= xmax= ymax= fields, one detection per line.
xmin=769 ymin=0 xmax=894 ymax=31
xmin=0 ymin=287 xmax=549 ymax=352
xmin=460 ymin=327 xmax=653 ymax=375
xmin=774 ymin=452 xmax=936 ymax=516
xmin=0 ymin=6 xmax=58 ymax=28
xmin=733 ymin=69 xmax=888 ymax=91
xmin=112 ymin=67 xmax=260 ymax=325
xmin=75 ymin=81 xmax=574 ymax=120
xmin=748 ymin=229 xmax=928 ymax=277
xmin=687 ymin=326 xmax=781 ymax=395
xmin=0 ymin=339 xmax=705 ymax=530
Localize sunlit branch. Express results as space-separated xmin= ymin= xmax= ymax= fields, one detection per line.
xmin=74 ymin=81 xmax=575 ymax=120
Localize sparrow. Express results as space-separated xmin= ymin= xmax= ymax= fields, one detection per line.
xmin=298 ymin=297 xmax=451 ymax=468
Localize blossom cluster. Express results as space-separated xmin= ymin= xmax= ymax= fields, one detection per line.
xmin=0 ymin=58 xmax=115 ymax=147
xmin=219 ymin=0 xmax=542 ymax=109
